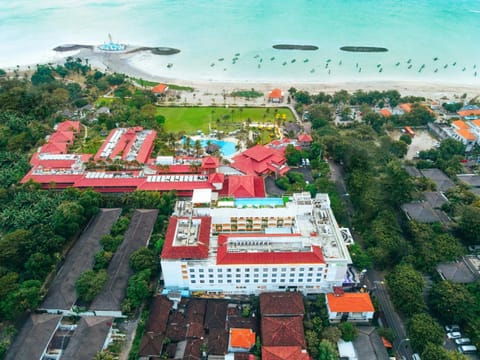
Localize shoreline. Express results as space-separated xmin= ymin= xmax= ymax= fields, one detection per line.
xmin=6 ymin=47 xmax=480 ymax=100
xmin=82 ymin=49 xmax=480 ymax=99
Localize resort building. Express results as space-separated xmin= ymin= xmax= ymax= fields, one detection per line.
xmin=21 ymin=123 xmax=267 ymax=197
xmin=151 ymin=83 xmax=169 ymax=95
xmin=325 ymin=289 xmax=375 ymax=323
xmin=160 ymin=192 xmax=353 ymax=295
xmin=457 ymin=105 xmax=480 ymax=120
xmin=231 ymin=144 xmax=289 ymax=177
xmin=451 ymin=120 xmax=477 ymax=146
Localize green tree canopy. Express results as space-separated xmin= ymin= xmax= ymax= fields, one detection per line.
xmin=76 ymin=270 xmax=108 ymax=302
xmin=407 ymin=313 xmax=444 ymax=353
xmin=386 ymin=264 xmax=426 ymax=317
xmin=429 ymin=281 xmax=475 ymax=325
xmin=129 ymin=247 xmax=158 ymax=273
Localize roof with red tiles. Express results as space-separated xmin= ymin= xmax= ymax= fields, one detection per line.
xmin=216 ymin=234 xmax=324 ymax=265
xmin=452 ymin=120 xmax=470 ymax=130
xmin=262 ymin=346 xmax=311 ymax=360
xmin=39 ymin=142 xmax=68 ymax=154
xmin=456 ymin=128 xmax=476 ymax=141
xmin=208 ymin=172 xmax=225 ymax=184
xmin=399 ymin=103 xmax=411 ymax=113
xmin=56 ymin=120 xmax=81 ymax=133
xmin=145 ymin=295 xmax=172 ymax=333
xmin=297 ymin=134 xmax=313 ymax=142
xmin=229 ymin=328 xmax=256 ymax=350
xmin=135 ymin=130 xmax=157 ymax=163
xmin=161 ymin=217 xmax=212 ymax=260
xmin=471 ymin=119 xmax=480 ymax=128
xmin=268 ymin=88 xmax=283 ymax=99
xmin=232 ymin=145 xmax=288 ymax=176
xmin=152 ymin=83 xmax=168 ymax=93
xmin=326 ymin=293 xmax=374 ymax=313
xmin=260 ymin=292 xmax=304 ymax=317
xmin=202 ymin=156 xmax=220 ymax=169
xmin=21 ymin=170 xmax=83 ymax=186
xmin=261 ymin=316 xmax=306 ymax=348
xmin=379 ymin=108 xmax=392 ymax=117
xmin=49 ymin=131 xmax=75 ymax=144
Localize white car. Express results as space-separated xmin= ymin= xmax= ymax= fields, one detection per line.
xmin=455 ymin=338 xmax=471 ymax=345
xmin=447 ymin=332 xmax=462 ymax=339
xmin=445 ymin=325 xmax=460 ymax=332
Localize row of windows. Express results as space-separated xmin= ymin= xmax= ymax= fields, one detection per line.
xmin=190 ymin=273 xmax=321 ymax=279
xmin=190 ymin=277 xmax=326 ymax=284
xmin=189 ymin=266 xmax=325 ymax=274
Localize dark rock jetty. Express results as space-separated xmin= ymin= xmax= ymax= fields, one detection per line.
xmin=273 ymin=44 xmax=319 ymax=51
xmin=340 ymin=46 xmax=388 ymax=52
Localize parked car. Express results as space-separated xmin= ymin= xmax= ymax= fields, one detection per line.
xmin=468 ymin=245 xmax=480 ymax=252
xmin=455 ymin=338 xmax=471 ymax=345
xmin=458 ymin=345 xmax=477 ymax=354
xmin=447 ymin=332 xmax=462 ymax=339
xmin=445 ymin=325 xmax=460 ymax=332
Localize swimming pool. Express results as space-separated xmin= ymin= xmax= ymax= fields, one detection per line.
xmin=234 ymin=197 xmax=284 ymax=207
xmin=183 ymin=138 xmax=236 ymax=157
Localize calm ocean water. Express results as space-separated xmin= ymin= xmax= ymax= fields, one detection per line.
xmin=1 ymin=0 xmax=480 ymax=83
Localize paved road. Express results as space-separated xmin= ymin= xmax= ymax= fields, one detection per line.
xmin=328 ymin=159 xmax=412 ymax=360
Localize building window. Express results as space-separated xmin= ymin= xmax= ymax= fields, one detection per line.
xmin=263 ymin=273 xmax=268 ymax=278
xmin=218 ymin=280 xmax=223 ymax=284
xmin=208 ymin=268 xmax=213 ymax=273
xmin=262 ymin=279 xmax=267 ymax=283
xmin=307 ymin=278 xmax=313 ymax=282
xmin=254 ymin=279 xmax=259 ymax=283
xmin=316 ymin=278 xmax=322 ymax=282
xmin=272 ymin=279 xmax=276 ymax=283
xmin=199 ymin=269 xmax=204 ymax=273
xmin=281 ymin=268 xmax=287 ymax=272
xmin=245 ymin=274 xmax=250 ymax=278
xmin=209 ymin=274 xmax=213 ymax=278
xmin=190 ymin=275 xmax=195 ymax=279
xmin=308 ymin=267 xmax=314 ymax=271
xmin=199 ymin=274 xmax=204 ymax=278
xmin=272 ymin=273 xmax=277 ymax=277
xmin=272 ymin=268 xmax=277 ymax=272
xmin=254 ymin=268 xmax=259 ymax=272
xmin=280 ymin=279 xmax=286 ymax=283
xmin=218 ymin=268 xmax=222 ymax=273
xmin=236 ymin=274 xmax=241 ymax=278
xmin=299 ymin=267 xmax=305 ymax=272
xmin=245 ymin=268 xmax=250 ymax=272
xmin=245 ymin=279 xmax=250 ymax=283
xmin=200 ymin=280 xmax=205 ymax=284
xmin=209 ymin=280 xmax=214 ymax=284
xmin=189 ymin=269 xmax=194 ymax=273
xmin=227 ymin=280 xmax=232 ymax=283
xmin=236 ymin=279 xmax=241 ymax=283
xmin=191 ymin=280 xmax=196 ymax=284
xmin=308 ymin=273 xmax=313 ymax=277
xmin=218 ymin=274 xmax=223 ymax=278
xmin=227 ymin=274 xmax=232 ymax=278
xmin=236 ymin=268 xmax=241 ymax=272
xmin=227 ymin=268 xmax=232 ymax=273
xmin=281 ymin=273 xmax=286 ymax=277
xmin=254 ymin=274 xmax=259 ymax=278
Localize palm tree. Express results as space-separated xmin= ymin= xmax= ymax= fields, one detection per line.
xmin=194 ymin=139 xmax=203 ymax=157
xmin=184 ymin=136 xmax=192 ymax=155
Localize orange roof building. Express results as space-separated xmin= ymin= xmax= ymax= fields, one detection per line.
xmin=399 ymin=103 xmax=412 ymax=113
xmin=379 ymin=108 xmax=392 ymax=117
xmin=452 ymin=120 xmax=470 ymax=130
xmin=326 ymin=293 xmax=375 ymax=323
xmin=262 ymin=346 xmax=311 ymax=360
xmin=228 ymin=328 xmax=256 ymax=352
xmin=152 ymin=83 xmax=168 ymax=94
xmin=268 ymin=88 xmax=284 ymax=103
xmin=457 ymin=105 xmax=480 ymax=119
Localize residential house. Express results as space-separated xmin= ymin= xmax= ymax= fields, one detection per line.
xmin=325 ymin=291 xmax=374 ymax=323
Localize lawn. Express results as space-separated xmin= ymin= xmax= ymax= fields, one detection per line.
xmin=157 ymin=106 xmax=294 ymax=134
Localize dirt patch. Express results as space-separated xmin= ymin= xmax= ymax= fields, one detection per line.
xmin=390 ymin=129 xmax=439 ymax=160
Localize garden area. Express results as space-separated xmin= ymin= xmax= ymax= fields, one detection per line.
xmin=156 ymin=106 xmax=294 ymax=134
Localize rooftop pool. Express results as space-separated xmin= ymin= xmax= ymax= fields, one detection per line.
xmin=234 ymin=197 xmax=284 ymax=207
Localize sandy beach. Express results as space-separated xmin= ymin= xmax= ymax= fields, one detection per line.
xmin=75 ymin=48 xmax=480 ymax=100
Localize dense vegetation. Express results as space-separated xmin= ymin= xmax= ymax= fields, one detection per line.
xmin=292 ymin=88 xmax=478 ymax=359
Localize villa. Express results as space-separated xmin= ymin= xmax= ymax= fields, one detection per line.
xmin=231 ymin=144 xmax=289 ymax=177
xmin=268 ymin=88 xmax=284 ymax=103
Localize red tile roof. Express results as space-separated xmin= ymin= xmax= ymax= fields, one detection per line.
xmin=152 ymin=83 xmax=168 ymax=93
xmin=135 ymin=130 xmax=157 ymax=163
xmin=208 ymin=172 xmax=225 ymax=184
xmin=40 ymin=142 xmax=68 ymax=154
xmin=202 ymin=156 xmax=220 ymax=169
xmin=232 ymin=145 xmax=289 ymax=176
xmin=379 ymin=108 xmax=392 ymax=117
xmin=229 ymin=328 xmax=256 ymax=350
xmin=216 ymin=234 xmax=324 ymax=265
xmin=262 ymin=346 xmax=311 ymax=360
xmin=399 ymin=103 xmax=411 ymax=113
xmin=260 ymin=292 xmax=304 ymax=317
xmin=458 ymin=108 xmax=480 ymax=117
xmin=268 ymin=88 xmax=283 ymax=99
xmin=452 ymin=120 xmax=470 ymax=130
xmin=49 ymin=131 xmax=75 ymax=144
xmin=56 ymin=120 xmax=80 ymax=133
xmin=161 ymin=217 xmax=212 ymax=259
xmin=145 ymin=295 xmax=172 ymax=333
xmin=227 ymin=175 xmax=256 ymax=197
xmin=471 ymin=119 xmax=480 ymax=128
xmin=456 ymin=128 xmax=476 ymax=141
xmin=297 ymin=134 xmax=313 ymax=142
xmin=261 ymin=316 xmax=306 ymax=348
xmin=326 ymin=293 xmax=374 ymax=313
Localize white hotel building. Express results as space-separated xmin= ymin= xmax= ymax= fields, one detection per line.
xmin=161 ymin=192 xmax=353 ymax=295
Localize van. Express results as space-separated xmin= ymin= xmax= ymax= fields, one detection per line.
xmin=458 ymin=345 xmax=477 ymax=353
xmin=412 ymin=353 xmax=421 ymax=360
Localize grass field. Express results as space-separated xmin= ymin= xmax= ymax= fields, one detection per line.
xmin=157 ymin=106 xmax=294 ymax=134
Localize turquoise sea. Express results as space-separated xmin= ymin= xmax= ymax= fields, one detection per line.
xmin=1 ymin=0 xmax=480 ymax=83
